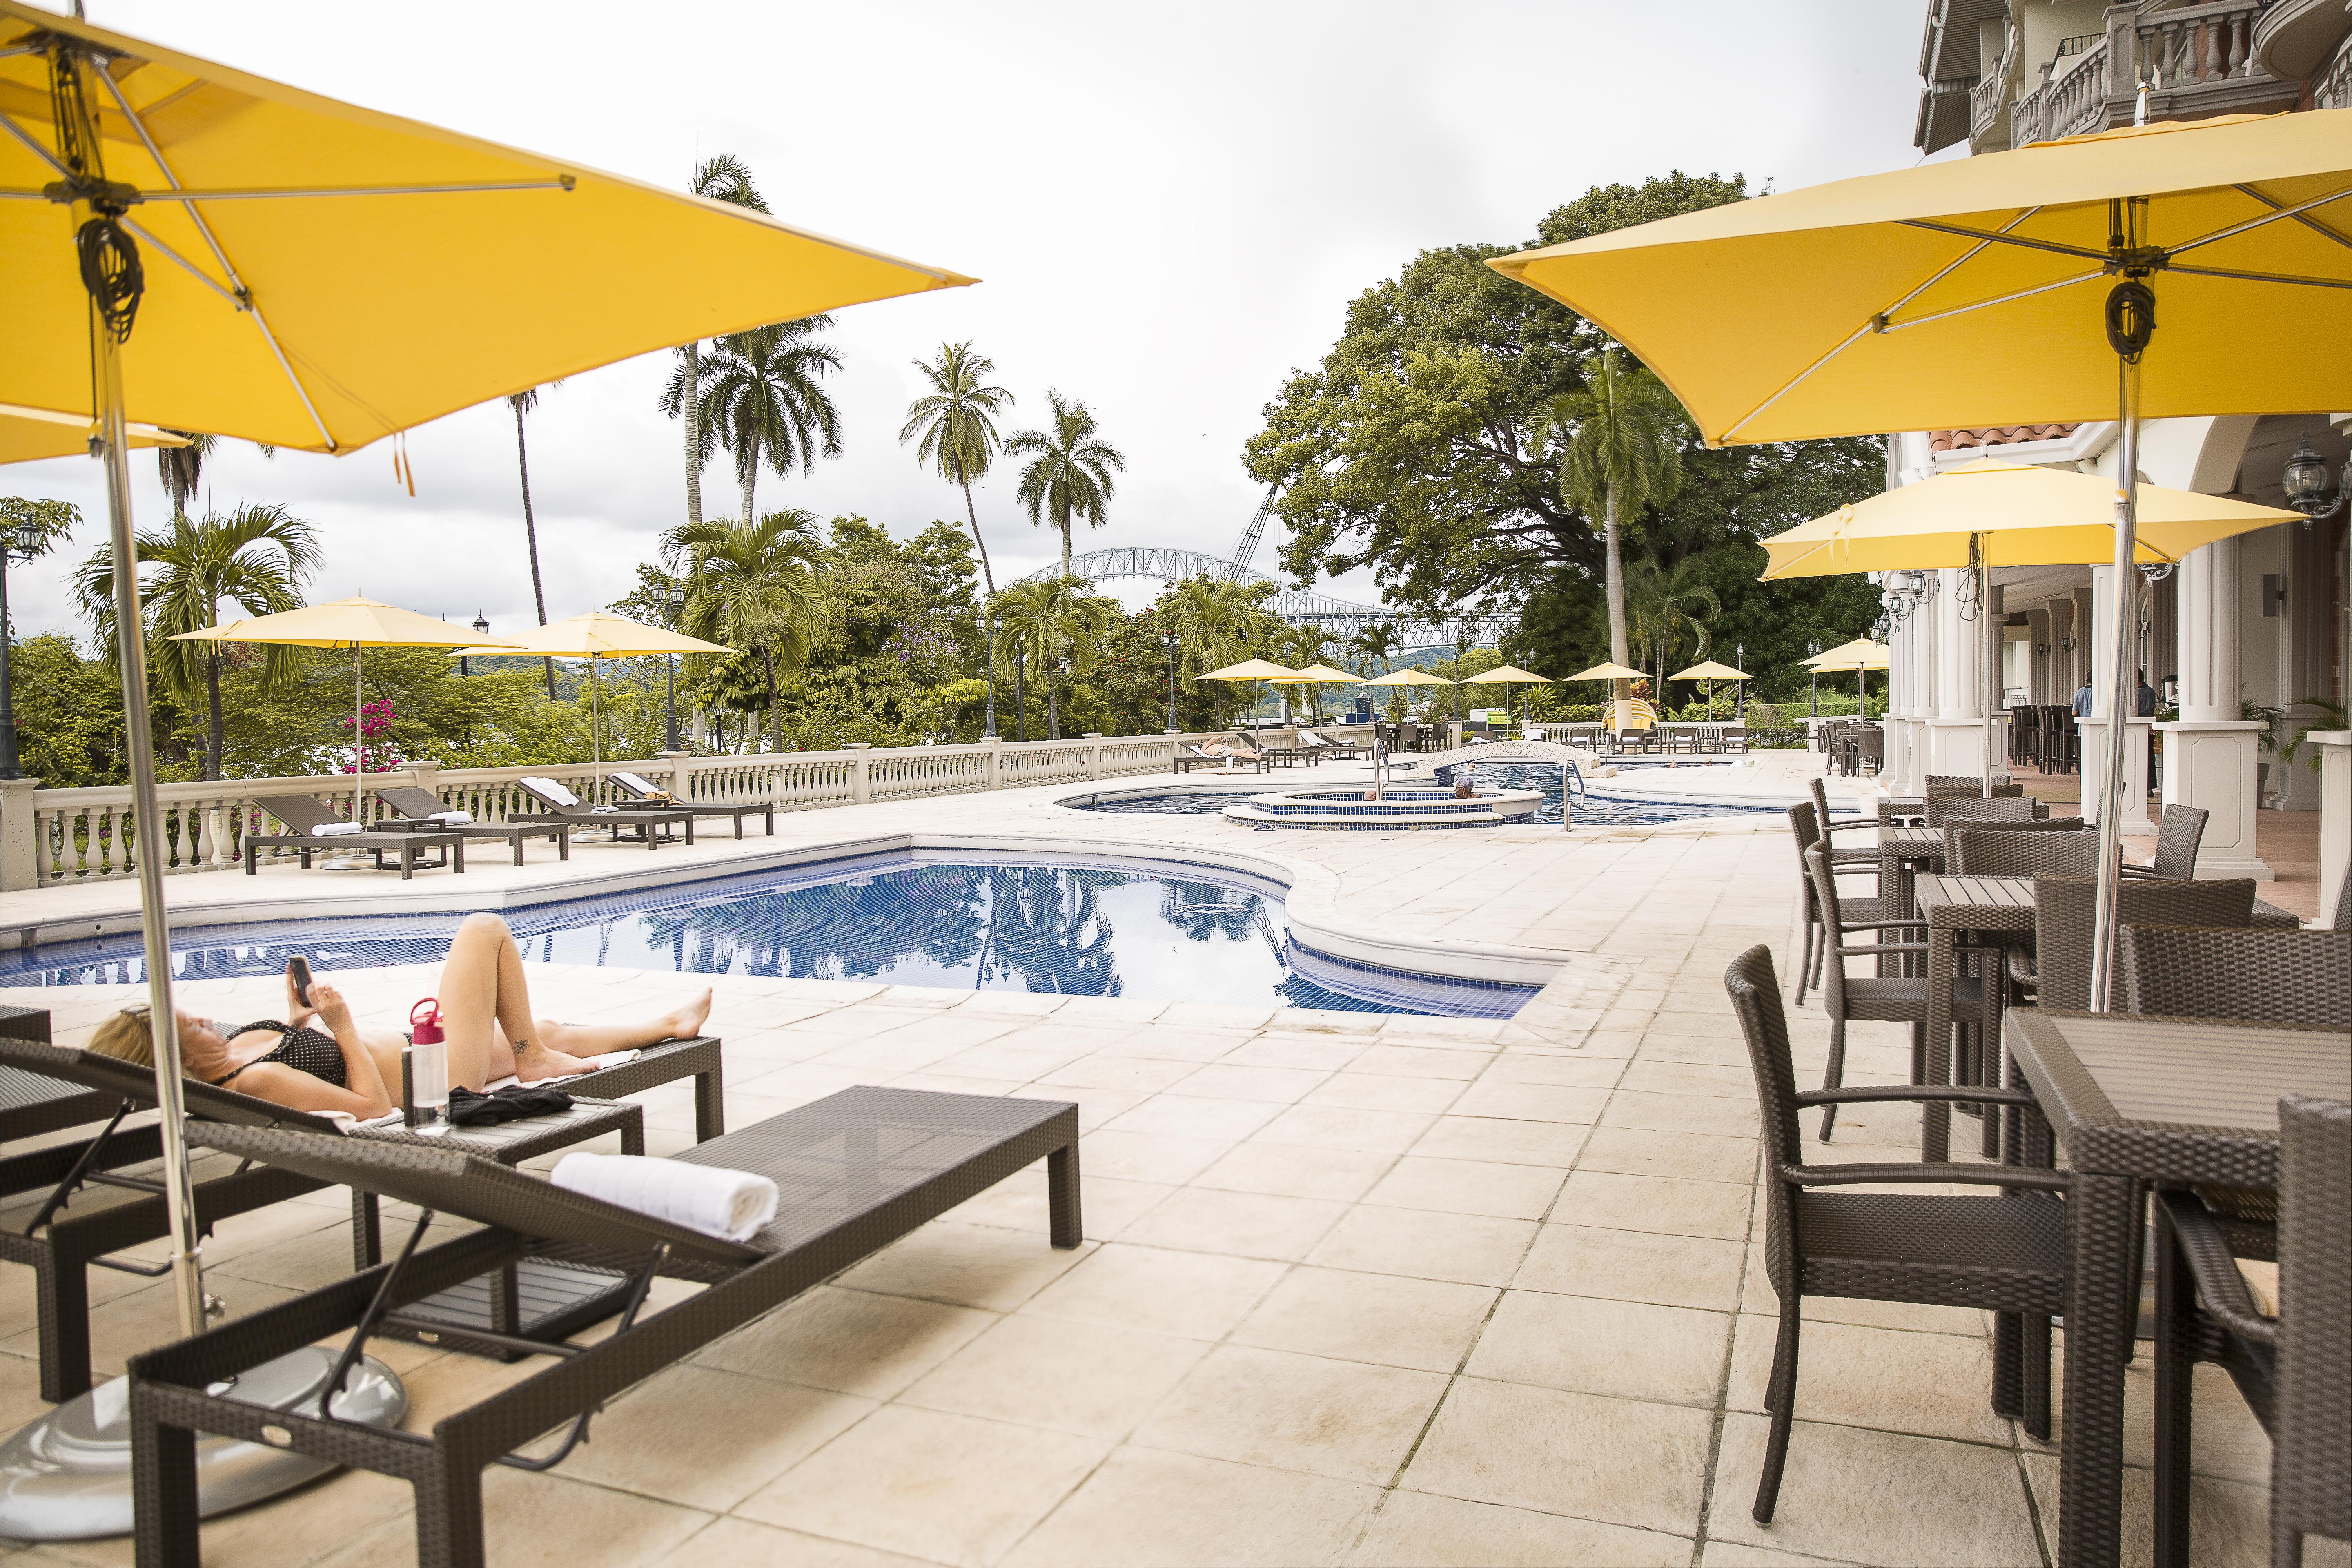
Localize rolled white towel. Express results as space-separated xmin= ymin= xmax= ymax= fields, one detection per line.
xmin=550 ymin=1152 xmax=777 ymax=1242
xmin=430 ymin=810 xmax=473 ymax=825
xmin=521 ymin=777 xmax=581 ymax=808
xmin=309 ymin=820 xmax=364 ymax=838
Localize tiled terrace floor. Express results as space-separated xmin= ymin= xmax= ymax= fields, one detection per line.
xmin=0 ymin=805 xmax=2320 ymax=1567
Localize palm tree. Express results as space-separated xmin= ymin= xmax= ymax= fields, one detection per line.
xmin=1348 ymin=622 xmax=1396 ymax=678
xmin=156 ymin=432 xmax=217 ymax=515
xmin=508 ymin=381 xmax=568 ymax=696
xmin=1005 ymin=391 xmax=1125 ymax=579
xmin=901 ymin=342 xmax=1016 ymax=736
xmin=1160 ymin=576 xmax=1263 ymax=728
xmin=667 ymin=155 xmax=770 ymax=532
xmin=1624 ymin=553 xmax=1720 ymax=710
xmin=698 ymin=320 xmax=842 ymax=523
xmin=1542 ymin=347 xmax=1687 ymax=705
xmin=661 ymin=510 xmax=823 ymax=743
xmin=73 ymin=504 xmax=318 ymax=780
xmin=1277 ymin=624 xmax=1340 ymax=723
xmin=990 ymin=577 xmax=1117 ymax=742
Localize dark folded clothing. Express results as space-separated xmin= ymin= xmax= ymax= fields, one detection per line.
xmin=445 ymin=1083 xmax=574 ymax=1126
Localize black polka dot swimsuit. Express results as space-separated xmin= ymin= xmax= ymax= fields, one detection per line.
xmin=216 ymin=1022 xmax=347 ymax=1088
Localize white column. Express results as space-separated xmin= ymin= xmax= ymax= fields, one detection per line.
xmin=1918 ymin=569 xmax=1991 ymax=778
xmin=2078 ymin=566 xmax=2154 ymax=833
xmin=2177 ymin=538 xmax=2239 ymax=721
xmin=2158 ymin=535 xmax=2271 ymax=878
xmin=2315 ymin=732 xmax=2351 ymax=926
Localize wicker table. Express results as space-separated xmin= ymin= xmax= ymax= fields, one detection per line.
xmin=2003 ymin=1008 xmax=2352 ymax=1568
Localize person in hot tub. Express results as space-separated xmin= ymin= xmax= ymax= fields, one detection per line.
xmin=86 ymin=914 xmax=712 ymax=1118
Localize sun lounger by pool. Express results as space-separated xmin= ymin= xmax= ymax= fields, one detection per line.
xmin=136 ymin=1086 xmax=1080 ymax=1568
xmin=373 ymin=786 xmax=571 ymax=866
xmin=1174 ymin=742 xmax=1269 ymax=774
xmin=508 ymin=777 xmax=695 ymax=849
xmin=240 ymin=794 xmax=468 ymax=878
xmin=606 ymin=771 xmax=775 ymax=838
xmin=1295 ymin=729 xmax=1364 ymax=761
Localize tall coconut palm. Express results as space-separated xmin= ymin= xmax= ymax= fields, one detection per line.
xmin=1624 ymin=552 xmax=1720 ymax=708
xmin=662 ymin=510 xmax=823 ymax=742
xmin=1005 ymin=391 xmax=1124 ymax=579
xmin=73 ymin=504 xmax=318 ymax=780
xmin=156 ymin=431 xmax=216 ymax=516
xmin=1348 ymin=622 xmax=1396 ymax=677
xmin=666 ymin=155 xmax=770 ymax=531
xmin=699 ymin=320 xmax=842 ymax=523
xmin=990 ymin=577 xmax=1116 ymax=742
xmin=508 ymin=381 xmax=566 ymax=697
xmin=901 ymin=342 xmax=1016 ymax=736
xmin=1541 ymin=348 xmax=1686 ymax=704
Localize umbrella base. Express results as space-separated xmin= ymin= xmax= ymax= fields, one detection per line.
xmin=0 ymin=1347 xmax=405 ymax=1540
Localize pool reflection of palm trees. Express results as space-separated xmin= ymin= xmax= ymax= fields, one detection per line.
xmin=984 ymin=868 xmax=1119 ymax=996
xmin=635 ymin=868 xmax=991 ymax=981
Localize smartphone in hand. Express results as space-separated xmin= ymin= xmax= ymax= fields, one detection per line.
xmin=287 ymin=955 xmax=313 ymax=1007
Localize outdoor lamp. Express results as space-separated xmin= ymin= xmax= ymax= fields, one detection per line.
xmin=5 ymin=519 xmax=37 ymax=555
xmin=470 ymin=612 xmax=488 ymax=637
xmin=2279 ymin=434 xmax=2343 ymax=525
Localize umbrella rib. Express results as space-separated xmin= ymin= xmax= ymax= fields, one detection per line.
xmin=95 ymin=66 xmax=250 ymax=302
xmin=2224 ymin=183 xmax=2352 ymax=253
xmin=2167 ymin=181 xmax=2352 ymax=257
xmin=0 ymin=108 xmax=69 ymax=178
xmin=131 ymin=179 xmax=574 ymax=201
xmin=1719 ymin=207 xmax=2044 ymax=443
xmin=2160 ymin=260 xmax=2352 ymax=290
xmin=120 ymin=216 xmax=245 ymax=308
xmin=1877 ymin=268 xmax=2103 ymax=332
xmin=1895 ymin=218 xmax=2110 ymax=262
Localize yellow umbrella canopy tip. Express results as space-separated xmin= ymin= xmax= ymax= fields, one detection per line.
xmin=1462 ymin=664 xmax=1553 ymax=684
xmin=1670 ymin=660 xmax=1751 ymax=681
xmin=1357 ymin=666 xmax=1456 ymax=686
xmin=456 ymin=610 xmax=736 ymax=659
xmin=1265 ymin=664 xmax=1363 ymax=684
xmin=1200 ymin=658 xmax=1299 ymax=680
xmin=1566 ymin=662 xmax=1648 ymax=682
xmin=0 ymin=402 xmax=187 ymax=465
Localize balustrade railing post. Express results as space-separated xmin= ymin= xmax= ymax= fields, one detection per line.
xmin=655 ymin=750 xmax=690 ymax=803
xmin=984 ymin=734 xmax=1003 ymax=791
xmin=1084 ymin=734 xmax=1103 ymax=780
xmin=846 ymin=742 xmax=871 ymax=804
xmin=0 ymin=774 xmax=37 ymax=892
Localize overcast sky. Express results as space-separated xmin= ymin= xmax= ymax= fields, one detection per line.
xmin=7 ymin=0 xmax=1931 ymax=641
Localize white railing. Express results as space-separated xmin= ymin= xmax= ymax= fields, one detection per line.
xmin=0 ymin=732 xmax=1218 ymax=892
xmin=2317 ymin=31 xmax=2352 ymax=109
xmin=2014 ymin=35 xmax=2110 ymax=145
xmin=2136 ymin=2 xmax=2260 ymax=90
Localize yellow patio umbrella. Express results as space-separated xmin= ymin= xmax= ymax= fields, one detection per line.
xmin=1564 ymin=662 xmax=1650 ymax=730
xmin=1200 ymin=658 xmax=1297 ymax=728
xmin=1357 ymin=666 xmax=1454 ymax=685
xmin=1762 ymin=461 xmax=2300 ymax=792
xmin=0 ymin=402 xmax=183 ymax=465
xmin=1491 ymin=108 xmax=2352 ymax=1012
xmin=1802 ymin=638 xmax=1891 ymax=668
xmin=10 ymin=6 xmax=973 ymax=1334
xmin=1265 ymin=663 xmax=1360 ymax=727
xmin=175 ymin=596 xmax=515 ymax=786
xmin=1670 ymin=657 xmax=1750 ymax=710
xmin=455 ymin=612 xmax=734 ymax=785
xmin=1462 ymin=663 xmax=1551 ymax=727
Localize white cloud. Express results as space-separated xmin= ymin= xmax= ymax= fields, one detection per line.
xmin=5 ymin=0 xmax=1924 ymax=640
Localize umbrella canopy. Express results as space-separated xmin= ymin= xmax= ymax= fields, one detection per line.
xmin=1670 ymin=660 xmax=1750 ymax=681
xmin=1264 ymin=664 xmax=1362 ymax=684
xmin=1462 ymin=665 xmax=1552 ymax=684
xmin=1200 ymin=659 xmax=1298 ymax=680
xmin=450 ymin=613 xmax=735 ymax=783
xmin=1802 ymin=638 xmax=1890 ymax=668
xmin=1566 ymin=661 xmax=1648 ymax=682
xmin=1808 ymin=651 xmax=1890 ymax=672
xmin=1358 ymin=667 xmax=1455 ymax=686
xmin=0 ymin=402 xmax=183 ymax=464
xmin=0 ymin=5 xmax=974 ymax=452
xmin=1760 ymin=460 xmax=2301 ymax=578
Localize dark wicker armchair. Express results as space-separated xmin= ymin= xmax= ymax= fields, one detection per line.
xmin=2124 ymin=804 xmax=2209 ymax=882
xmin=1948 ymin=827 xmax=2100 ymax=878
xmin=1724 ymin=945 xmax=2067 ymax=1527
xmin=1788 ymin=801 xmax=1884 ymax=1004
xmin=2116 ymin=926 xmax=2352 ymax=1028
xmin=1925 ymin=792 xmax=2040 ymax=829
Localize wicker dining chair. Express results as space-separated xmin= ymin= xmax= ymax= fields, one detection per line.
xmin=1789 ymin=801 xmax=1887 ymax=1005
xmin=1925 ymin=793 xmax=2041 ymax=829
xmin=1948 ymin=828 xmax=2100 ymax=878
xmin=1724 ymin=944 xmax=2067 ymax=1528
xmin=2022 ymin=878 xmax=2261 ymax=1011
xmin=2116 ymin=926 xmax=2352 ymax=1028
xmin=1804 ymin=844 xmax=1996 ymax=1142
xmin=2150 ymin=1095 xmax=2350 ymax=1568
xmin=1924 ymin=774 xmax=2015 ymax=789
xmin=1805 ymin=776 xmax=1885 ymax=877
xmin=2124 ymin=804 xmax=2210 ymax=882
xmin=2334 ymin=857 xmax=2352 ymax=933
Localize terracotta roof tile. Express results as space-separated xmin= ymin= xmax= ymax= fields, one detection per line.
xmin=1929 ymin=424 xmax=2080 ymax=453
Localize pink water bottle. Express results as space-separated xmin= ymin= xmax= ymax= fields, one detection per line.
xmin=403 ymin=999 xmax=449 ymax=1131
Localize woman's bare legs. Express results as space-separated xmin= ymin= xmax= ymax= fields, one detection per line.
xmin=530 ymin=988 xmax=713 ymax=1057
xmin=435 ymin=914 xmax=595 ymax=1089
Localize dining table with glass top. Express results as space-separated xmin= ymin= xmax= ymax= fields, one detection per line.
xmin=2002 ymin=1008 xmax=2351 ymax=1568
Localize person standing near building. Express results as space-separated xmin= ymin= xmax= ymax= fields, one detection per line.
xmin=2072 ymin=676 xmax=2096 ymax=718
xmin=2134 ymin=669 xmax=2158 ymax=717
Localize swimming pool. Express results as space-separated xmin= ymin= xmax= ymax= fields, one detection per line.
xmin=1 ymin=850 xmax=1537 ymax=1019
xmin=1078 ymin=763 xmax=1780 ymax=828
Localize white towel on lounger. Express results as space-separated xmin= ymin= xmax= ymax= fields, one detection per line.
xmin=521 ymin=777 xmax=581 ymax=808
xmin=309 ymin=821 xmax=363 ymax=838
xmin=550 ymin=1151 xmax=777 ymax=1242
xmin=430 ymin=810 xmax=473 ymax=825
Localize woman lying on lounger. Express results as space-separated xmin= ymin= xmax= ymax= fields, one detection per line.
xmin=87 ymin=913 xmax=712 ymax=1119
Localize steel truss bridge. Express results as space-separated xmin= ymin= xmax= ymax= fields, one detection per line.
xmin=1012 ymin=490 xmax=1509 ymax=654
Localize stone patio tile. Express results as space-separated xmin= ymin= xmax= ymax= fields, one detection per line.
xmin=1230 ymin=1265 xmax=1495 ymax=1374
xmin=1021 ymin=1243 xmax=1285 ymax=1340
xmin=1131 ymin=1343 xmax=1449 ymax=1484
xmin=1407 ymin=1114 xmax=1590 ymax=1169
xmin=1346 ymin=1490 xmax=1691 ymax=1568
xmin=1618 ymin=1059 xmax=1756 ymax=1099
xmin=1725 ymin=1314 xmax=2009 ymax=1446
xmin=736 ymin=1406 xmax=1107 ymax=1568
xmin=832 ymin=1223 xmax=1092 ymax=1312
xmin=930 ymin=1042 xmax=1099 ymax=1081
xmin=1477 ymin=1052 xmax=1624 ymax=1088
xmin=1444 ymin=1080 xmax=1610 ymax=1125
xmin=1120 ymin=1186 xmax=1349 ymax=1262
xmin=898 ymin=1312 xmax=1210 ymax=1439
xmin=1222 ymin=1033 xmax=1372 ymax=1071
xmin=1093 ymin=1027 xmax=1253 ymax=1063
xmin=1361 ymin=1156 xmax=1566 ymax=1221
xmin=1069 ymin=1128 xmax=1229 ymax=1185
xmin=947 ymin=1170 xmax=1171 ymax=1242
xmin=557 ymin=1364 xmax=872 ymax=1511
xmin=1157 ymin=1001 xmax=1280 ymax=1029
xmin=1189 ymin=1141 xmax=1396 ymax=1202
xmin=2018 ymin=1453 xmax=2326 ymax=1568
xmin=1601 ymin=1089 xmax=1761 ymax=1138
xmin=1516 ymin=1224 xmax=1746 ymax=1312
xmin=1036 ymin=1055 xmax=1201 ymax=1093
xmin=650 ymin=1517 xmax=942 ymax=1568
xmin=692 ymin=1286 xmax=993 ymax=1400
xmin=1707 ymin=1415 xmax=2040 ymax=1568
xmin=998 ymin=1448 xmax=1377 ymax=1568
xmin=1403 ymin=1378 xmax=1713 ymax=1535
xmin=1697 ymin=1545 xmax=1881 ymax=1568
xmin=1575 ymin=1126 xmax=1760 ymax=1185
xmin=1306 ymin=1206 xmax=1537 ymax=1288
xmin=1102 ymin=1093 xmax=1284 ymax=1143
xmin=1555 ymin=1169 xmax=1754 ymax=1242
xmin=1468 ymin=1289 xmax=1731 ymax=1408
xmin=1304 ymin=1071 xmax=1466 ymax=1114
xmin=1348 ymin=1044 xmax=1492 ymax=1080
xmin=312 ymin=1468 xmax=710 ymax=1568
xmin=1253 ymin=1103 xmax=1437 ymax=1154
xmin=1172 ymin=1062 xmax=1332 ymax=1103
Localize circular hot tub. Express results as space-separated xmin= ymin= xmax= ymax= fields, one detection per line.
xmin=1222 ymin=785 xmax=1545 ymax=831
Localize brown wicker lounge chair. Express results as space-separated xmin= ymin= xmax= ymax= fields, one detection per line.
xmin=240 ymin=794 xmax=467 ymax=878
xmin=607 ymin=770 xmax=775 ymax=838
xmin=133 ymin=1086 xmax=1079 ymax=1568
xmin=0 ymin=1005 xmax=110 ymax=1147
xmin=1724 ymin=944 xmax=2067 ymax=1526
xmin=373 ymin=786 xmax=570 ymax=866
xmin=2150 ymin=1094 xmax=2349 ymax=1568
xmin=508 ymin=777 xmax=694 ymax=849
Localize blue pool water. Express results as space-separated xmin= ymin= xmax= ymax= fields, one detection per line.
xmin=1080 ymin=762 xmax=1780 ymax=827
xmin=2 ymin=850 xmax=1536 ymax=1018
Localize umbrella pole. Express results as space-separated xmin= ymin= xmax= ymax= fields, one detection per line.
xmin=592 ymin=659 xmax=603 ymax=791
xmin=2089 ymin=355 xmax=2144 ymax=1013
xmin=354 ymin=643 xmax=365 ymax=815
xmin=1978 ymin=536 xmax=1996 ymax=799
xmin=93 ymin=307 xmax=208 ymax=1337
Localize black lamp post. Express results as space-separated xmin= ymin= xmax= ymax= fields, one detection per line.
xmin=1162 ymin=628 xmax=1178 ymax=731
xmin=0 ymin=516 xmax=42 ymax=778
xmin=2281 ymin=432 xmax=2345 ymax=526
xmin=1807 ymin=639 xmax=1821 ymax=722
xmin=662 ymin=581 xmax=684 ymax=752
xmin=461 ymin=611 xmax=488 ymax=678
